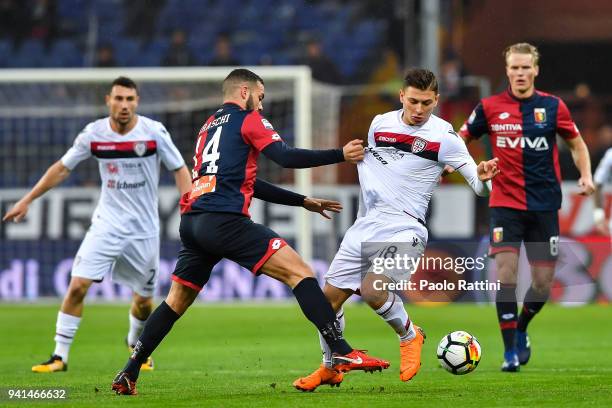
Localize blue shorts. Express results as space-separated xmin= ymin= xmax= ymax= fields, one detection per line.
xmin=172 ymin=212 xmax=286 ymax=291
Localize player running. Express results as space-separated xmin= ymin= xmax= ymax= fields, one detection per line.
xmin=593 ymin=147 xmax=611 ymax=236
xmin=111 ymin=68 xmax=390 ymax=396
xmin=2 ymin=77 xmax=192 ymax=373
xmin=293 ymin=68 xmax=499 ymax=391
xmin=459 ymin=43 xmax=595 ymax=371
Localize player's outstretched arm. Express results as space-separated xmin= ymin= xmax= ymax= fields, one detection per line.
xmin=253 ymin=179 xmax=342 ymax=219
xmin=564 ymin=136 xmax=595 ymax=196
xmin=2 ymin=160 xmax=71 ymax=223
xmin=261 ymin=139 xmax=364 ymax=168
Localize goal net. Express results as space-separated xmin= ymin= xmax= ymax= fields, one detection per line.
xmin=0 ymin=67 xmax=341 ymax=301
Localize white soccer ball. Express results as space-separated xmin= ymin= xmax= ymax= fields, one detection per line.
xmin=436 ymin=331 xmax=482 ymax=375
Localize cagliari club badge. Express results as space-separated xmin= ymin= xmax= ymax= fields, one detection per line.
xmin=534 ymin=108 xmax=547 ymax=124
xmin=133 ymin=141 xmax=147 ymax=157
xmin=412 ymin=137 xmax=428 ymax=154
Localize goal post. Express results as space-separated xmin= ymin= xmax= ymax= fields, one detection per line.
xmin=0 ymin=66 xmax=314 ymax=263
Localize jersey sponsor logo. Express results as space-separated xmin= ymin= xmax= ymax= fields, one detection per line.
xmin=498 ymin=112 xmax=510 ymax=119
xmin=490 ymin=123 xmax=522 ymax=133
xmin=189 ymin=175 xmax=217 ymax=199
xmin=493 ymin=227 xmax=503 ymax=243
xmin=534 ymin=108 xmax=547 ymax=123
xmin=106 ymin=180 xmax=146 ymax=189
xmin=133 ymin=141 xmax=147 ymax=157
xmin=496 ymin=136 xmax=549 ymax=151
xmin=106 ymin=162 xmax=119 ymax=174
xmin=271 ymin=238 xmax=282 ymax=250
xmin=367 ymin=147 xmax=389 ymax=165
xmin=261 ymin=118 xmax=274 ymax=130
xmin=411 ymin=137 xmax=428 ymax=153
xmin=377 ymin=135 xmax=397 ymax=143
xmin=91 ymin=141 xmax=157 ymax=159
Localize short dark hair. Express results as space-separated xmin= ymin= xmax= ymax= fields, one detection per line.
xmin=110 ymin=76 xmax=139 ymax=94
xmin=223 ymin=69 xmax=264 ymax=95
xmin=403 ymin=68 xmax=438 ymax=93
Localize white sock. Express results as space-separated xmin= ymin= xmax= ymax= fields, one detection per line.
xmin=127 ymin=313 xmax=147 ymax=347
xmin=374 ymin=292 xmax=415 ymax=342
xmin=53 ymin=311 xmax=82 ymax=362
xmin=320 ymin=308 xmax=345 ymax=369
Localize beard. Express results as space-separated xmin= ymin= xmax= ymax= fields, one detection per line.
xmin=245 ymin=95 xmax=256 ymax=111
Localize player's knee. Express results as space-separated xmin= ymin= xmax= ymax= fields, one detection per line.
xmin=531 ymin=279 xmax=552 ymax=294
xmin=166 ymin=282 xmax=198 ymax=315
xmin=65 ymin=279 xmax=91 ymax=302
xmin=133 ymin=295 xmax=153 ymax=314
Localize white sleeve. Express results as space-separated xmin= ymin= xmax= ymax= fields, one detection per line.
xmin=367 ymin=114 xmax=382 ymax=147
xmin=438 ymin=128 xmax=491 ymax=197
xmin=594 ymin=149 xmax=612 ymax=185
xmin=155 ymin=122 xmax=185 ymax=171
xmin=60 ymin=125 xmax=93 ymax=170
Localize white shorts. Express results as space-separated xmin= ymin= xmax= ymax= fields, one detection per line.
xmin=326 ymin=209 xmax=427 ymax=292
xmin=71 ymin=228 xmax=160 ymax=297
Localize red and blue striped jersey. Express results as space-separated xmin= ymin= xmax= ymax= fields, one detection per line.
xmin=180 ymin=103 xmax=281 ymax=216
xmin=459 ymin=89 xmax=580 ymax=211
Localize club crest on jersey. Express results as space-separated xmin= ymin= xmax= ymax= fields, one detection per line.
xmin=493 ymin=227 xmax=503 ymax=243
xmin=133 ymin=141 xmax=147 ymax=157
xmin=534 ymin=108 xmax=547 ymax=123
xmin=261 ymin=118 xmax=274 ymax=130
xmin=411 ymin=137 xmax=428 ymax=154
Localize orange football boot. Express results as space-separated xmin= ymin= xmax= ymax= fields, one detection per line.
xmin=293 ymin=364 xmax=344 ymax=392
xmin=399 ymin=325 xmax=426 ymax=381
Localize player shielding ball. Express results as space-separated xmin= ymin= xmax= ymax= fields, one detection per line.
xmin=293 ymin=68 xmax=499 ymax=391
xmin=2 ymin=77 xmax=192 ymax=373
xmin=459 ymin=43 xmax=594 ymax=371
xmin=111 ymin=69 xmax=390 ymax=396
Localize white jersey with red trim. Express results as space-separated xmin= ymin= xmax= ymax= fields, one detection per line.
xmin=594 ymin=148 xmax=612 ymax=186
xmin=358 ymin=109 xmax=490 ymax=221
xmin=61 ymin=115 xmax=185 ymax=238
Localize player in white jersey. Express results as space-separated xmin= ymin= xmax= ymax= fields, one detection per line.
xmin=294 ymin=69 xmax=499 ymax=391
xmin=2 ymin=77 xmax=192 ymax=373
xmin=593 ymin=147 xmax=612 ymax=236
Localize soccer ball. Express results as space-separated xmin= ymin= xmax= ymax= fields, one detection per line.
xmin=436 ymin=331 xmax=481 ymax=375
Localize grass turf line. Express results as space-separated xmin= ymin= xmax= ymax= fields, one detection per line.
xmin=1 ymin=303 xmax=610 ymax=407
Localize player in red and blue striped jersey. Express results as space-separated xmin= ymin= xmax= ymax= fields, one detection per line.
xmin=111 ymin=69 xmax=390 ymax=395
xmin=459 ymin=43 xmax=595 ymax=372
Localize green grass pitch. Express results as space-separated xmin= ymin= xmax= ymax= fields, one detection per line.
xmin=1 ymin=303 xmax=611 ymax=407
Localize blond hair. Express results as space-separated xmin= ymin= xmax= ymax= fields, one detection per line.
xmin=503 ymin=42 xmax=539 ymax=66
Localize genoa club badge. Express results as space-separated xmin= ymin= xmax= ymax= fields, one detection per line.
xmin=534 ymin=108 xmax=547 ymax=123
xmin=493 ymin=227 xmax=503 ymax=243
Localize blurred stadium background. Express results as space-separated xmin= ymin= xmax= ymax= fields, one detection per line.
xmin=0 ymin=0 xmax=610 ymax=304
